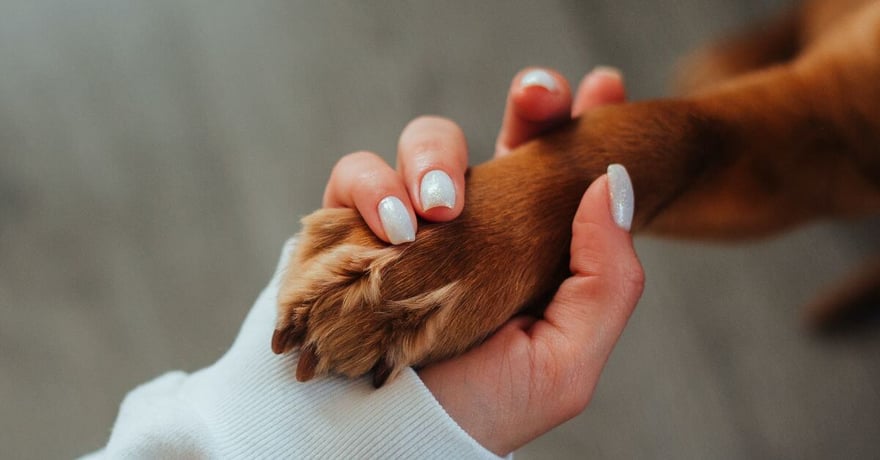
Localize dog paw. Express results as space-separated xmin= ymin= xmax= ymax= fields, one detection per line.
xmin=272 ymin=208 xmax=478 ymax=387
xmin=271 ymin=150 xmax=582 ymax=387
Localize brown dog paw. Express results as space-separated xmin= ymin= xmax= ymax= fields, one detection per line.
xmin=272 ymin=208 xmax=480 ymax=387
xmin=271 ymin=125 xmax=610 ymax=387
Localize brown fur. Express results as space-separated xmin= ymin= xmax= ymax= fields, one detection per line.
xmin=273 ymin=0 xmax=880 ymax=386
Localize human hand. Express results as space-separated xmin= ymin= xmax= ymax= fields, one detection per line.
xmin=321 ymin=66 xmax=626 ymax=245
xmin=322 ymin=66 xmax=641 ymax=456
xmin=405 ymin=67 xmax=641 ymax=456
xmin=418 ymin=164 xmax=643 ymax=455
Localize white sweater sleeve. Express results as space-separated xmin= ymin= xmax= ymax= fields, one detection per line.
xmin=83 ymin=239 xmax=505 ymax=459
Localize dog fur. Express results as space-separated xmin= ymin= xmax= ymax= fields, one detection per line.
xmin=273 ymin=0 xmax=880 ymax=386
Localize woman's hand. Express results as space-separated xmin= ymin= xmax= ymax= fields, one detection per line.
xmin=419 ymin=164 xmax=643 ymax=455
xmin=322 ymin=66 xmax=641 ymax=456
xmin=321 ymin=66 xmax=625 ymax=244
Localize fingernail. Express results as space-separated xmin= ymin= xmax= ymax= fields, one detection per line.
xmin=378 ymin=196 xmax=416 ymax=244
xmin=591 ymin=65 xmax=623 ymax=81
xmin=607 ymin=164 xmax=634 ymax=231
xmin=520 ymin=68 xmax=557 ymax=92
xmin=420 ymin=170 xmax=456 ymax=211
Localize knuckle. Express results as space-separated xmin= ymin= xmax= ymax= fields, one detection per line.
xmin=403 ymin=116 xmax=464 ymax=146
xmin=339 ymin=150 xmax=381 ymax=166
xmin=331 ymin=151 xmax=382 ymax=178
xmin=329 ymin=151 xmax=396 ymax=197
xmin=399 ymin=117 xmax=468 ymax=170
xmin=409 ymin=114 xmax=455 ymax=129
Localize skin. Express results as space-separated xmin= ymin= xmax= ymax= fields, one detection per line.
xmin=322 ymin=67 xmax=644 ymax=456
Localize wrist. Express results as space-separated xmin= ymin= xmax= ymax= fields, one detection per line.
xmin=419 ymin=361 xmax=519 ymax=456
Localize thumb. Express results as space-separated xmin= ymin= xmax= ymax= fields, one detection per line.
xmin=542 ymin=164 xmax=644 ymax=360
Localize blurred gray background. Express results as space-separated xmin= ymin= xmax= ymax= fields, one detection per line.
xmin=2 ymin=0 xmax=879 ymax=458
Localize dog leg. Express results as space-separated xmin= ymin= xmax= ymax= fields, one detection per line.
xmin=675 ymin=7 xmax=802 ymax=95
xmin=274 ymin=3 xmax=880 ymax=385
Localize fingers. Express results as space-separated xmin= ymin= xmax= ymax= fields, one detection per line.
xmin=495 ymin=66 xmax=627 ymax=157
xmin=495 ymin=68 xmax=572 ymax=157
xmin=323 ymin=67 xmax=627 ymax=245
xmin=323 ymin=151 xmax=417 ymax=244
xmin=539 ymin=164 xmax=644 ymax=363
xmin=323 ymin=116 xmax=468 ymax=244
xmin=571 ymin=67 xmax=627 ymax=117
xmin=397 ymin=116 xmax=468 ymax=221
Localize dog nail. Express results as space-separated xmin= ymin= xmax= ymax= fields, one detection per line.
xmin=271 ymin=328 xmax=295 ymax=354
xmin=607 ymin=164 xmax=634 ymax=231
xmin=378 ymin=196 xmax=416 ymax=244
xmin=296 ymin=344 xmax=319 ymax=382
xmin=372 ymin=358 xmax=393 ymax=388
xmin=520 ymin=68 xmax=557 ymax=92
xmin=420 ymin=170 xmax=456 ymax=211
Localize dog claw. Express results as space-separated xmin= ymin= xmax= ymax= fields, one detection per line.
xmin=371 ymin=358 xmax=392 ymax=388
xmin=274 ymin=207 xmax=498 ymax=385
xmin=296 ymin=344 xmax=319 ymax=382
xmin=271 ymin=326 xmax=302 ymax=354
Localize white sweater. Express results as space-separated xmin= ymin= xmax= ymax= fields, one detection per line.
xmin=84 ymin=240 xmax=504 ymax=459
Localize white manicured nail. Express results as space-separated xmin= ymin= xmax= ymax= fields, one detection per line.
xmin=520 ymin=69 xmax=557 ymax=92
xmin=607 ymin=164 xmax=634 ymax=231
xmin=420 ymin=170 xmax=456 ymax=211
xmin=378 ymin=196 xmax=416 ymax=244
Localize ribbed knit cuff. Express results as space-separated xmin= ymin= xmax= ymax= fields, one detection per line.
xmin=97 ymin=239 xmax=505 ymax=459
